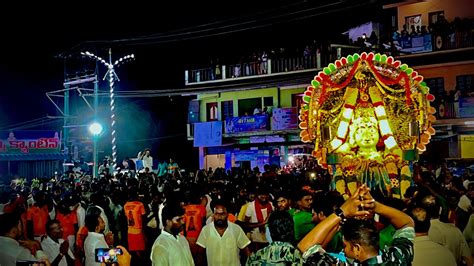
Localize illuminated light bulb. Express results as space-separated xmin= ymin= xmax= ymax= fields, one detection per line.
xmin=374 ymin=106 xmax=386 ymax=117
xmin=379 ymin=119 xmax=392 ymax=135
xmin=337 ymin=121 xmax=349 ymax=138
xmin=131 ymin=54 xmax=135 ymax=58
xmin=342 ymin=108 xmax=353 ymax=120
xmin=331 ymin=138 xmax=343 ymax=150
xmin=384 ymin=136 xmax=397 ymax=149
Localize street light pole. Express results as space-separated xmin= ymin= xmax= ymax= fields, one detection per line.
xmin=89 ymin=122 xmax=103 ymax=179
xmin=81 ymin=49 xmax=134 ymax=171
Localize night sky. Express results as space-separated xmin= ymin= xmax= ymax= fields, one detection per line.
xmin=0 ymin=0 xmax=382 ymax=169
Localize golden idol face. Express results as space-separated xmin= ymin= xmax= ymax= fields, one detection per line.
xmin=354 ymin=117 xmax=379 ymax=149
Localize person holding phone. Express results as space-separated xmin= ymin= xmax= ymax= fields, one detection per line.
xmin=84 ymin=207 xmax=108 ymax=266
xmin=94 ymin=245 xmax=131 ymax=266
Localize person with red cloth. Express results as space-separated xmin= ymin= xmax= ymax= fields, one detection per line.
xmin=27 ymin=191 xmax=50 ymax=241
xmin=244 ymin=187 xmax=274 ymax=252
xmin=56 ymin=200 xmax=78 ymax=251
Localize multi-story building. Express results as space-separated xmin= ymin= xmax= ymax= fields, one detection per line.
xmin=184 ymin=0 xmax=473 ymax=170
xmin=384 ymin=0 xmax=474 ymax=159
xmin=186 ymin=70 xmax=318 ymax=171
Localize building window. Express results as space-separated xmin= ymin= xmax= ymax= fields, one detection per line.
xmin=457 ymin=75 xmax=474 ymax=94
xmin=207 ymin=102 xmax=218 ymax=121
xmin=238 ymin=98 xmax=261 ymax=116
xmin=188 ymin=100 xmax=199 ymax=123
xmin=425 ymin=78 xmax=445 ymax=118
xmin=221 ymin=100 xmax=233 ymax=121
xmin=429 ymin=11 xmax=444 ymax=25
xmin=425 ymin=78 xmax=445 ymax=99
xmin=292 ymin=93 xmax=304 ymax=110
xmin=263 ymin=96 xmax=274 ymax=107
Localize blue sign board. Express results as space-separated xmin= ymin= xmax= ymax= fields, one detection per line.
xmin=225 ymin=115 xmax=268 ymax=134
xmin=460 ymin=97 xmax=474 ymax=118
xmin=234 ymin=150 xmax=259 ymax=161
xmin=193 ymin=121 xmax=222 ymax=147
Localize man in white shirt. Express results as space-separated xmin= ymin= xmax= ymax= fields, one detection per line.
xmin=71 ymin=194 xmax=86 ymax=228
xmin=422 ymin=195 xmax=473 ymax=265
xmin=90 ymin=193 xmax=110 ymax=233
xmin=0 ymin=212 xmax=50 ymax=266
xmin=197 ymin=200 xmax=250 ymax=266
xmin=150 ymin=204 xmax=194 ymax=266
xmin=84 ymin=206 xmax=108 ymax=266
xmin=41 ymin=219 xmax=75 ymax=266
xmin=410 ymin=207 xmax=456 ymax=266
xmin=456 ymin=183 xmax=474 ymax=231
xmin=139 ymin=149 xmax=153 ymax=171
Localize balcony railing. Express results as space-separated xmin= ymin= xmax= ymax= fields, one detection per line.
xmin=185 ymin=54 xmax=322 ymax=85
xmin=185 ymin=30 xmax=473 ymax=85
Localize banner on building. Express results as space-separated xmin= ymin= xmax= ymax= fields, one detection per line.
xmin=0 ymin=130 xmax=61 ymax=154
xmin=460 ymin=135 xmax=474 ymax=158
xmin=272 ymin=107 xmax=298 ymax=130
xmin=225 ymin=115 xmax=268 ymax=134
xmin=234 ymin=150 xmax=259 ymax=161
xmin=193 ymin=121 xmax=222 ymax=147
xmin=460 ymin=97 xmax=474 ymax=118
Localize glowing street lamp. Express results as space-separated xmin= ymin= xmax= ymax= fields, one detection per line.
xmin=89 ymin=122 xmax=103 ymax=136
xmin=89 ymin=122 xmax=103 ymax=179
xmin=81 ymin=49 xmax=134 ymax=171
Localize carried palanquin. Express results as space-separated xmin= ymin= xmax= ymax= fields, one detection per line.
xmin=299 ymin=52 xmax=436 ymax=198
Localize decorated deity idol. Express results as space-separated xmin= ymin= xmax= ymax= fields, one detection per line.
xmin=299 ymin=52 xmax=436 ymax=198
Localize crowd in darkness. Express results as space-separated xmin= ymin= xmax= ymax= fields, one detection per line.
xmin=0 ymin=154 xmax=473 ymax=265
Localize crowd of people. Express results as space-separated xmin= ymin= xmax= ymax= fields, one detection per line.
xmin=0 ymin=155 xmax=473 ymax=265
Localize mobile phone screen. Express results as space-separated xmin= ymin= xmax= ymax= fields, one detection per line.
xmin=95 ymin=248 xmax=123 ymax=263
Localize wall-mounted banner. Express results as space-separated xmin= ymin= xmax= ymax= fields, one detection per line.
xmin=272 ymin=107 xmax=298 ymax=130
xmin=194 ymin=121 xmax=222 ymax=147
xmin=460 ymin=97 xmax=474 ymax=118
xmin=225 ymin=115 xmax=268 ymax=134
xmin=0 ymin=131 xmax=61 ymax=154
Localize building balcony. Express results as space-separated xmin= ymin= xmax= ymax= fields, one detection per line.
xmin=184 ymin=54 xmax=322 ymax=86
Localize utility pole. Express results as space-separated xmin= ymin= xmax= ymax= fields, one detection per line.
xmin=81 ymin=49 xmax=135 ymax=171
